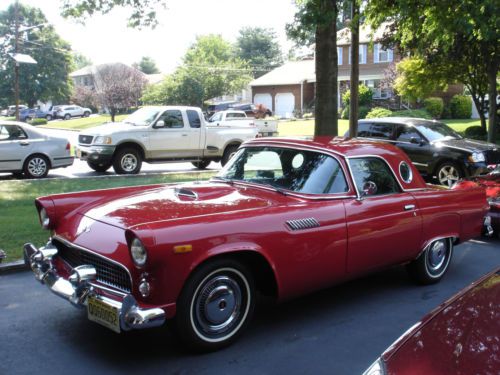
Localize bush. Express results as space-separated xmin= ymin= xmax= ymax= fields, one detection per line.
xmin=28 ymin=118 xmax=48 ymax=126
xmin=366 ymin=107 xmax=393 ymax=118
xmin=441 ymin=104 xmax=452 ymax=119
xmin=464 ymin=126 xmax=487 ymax=140
xmin=340 ymin=106 xmax=369 ymax=119
xmin=450 ymin=95 xmax=472 ymax=119
xmin=342 ymin=84 xmax=374 ymax=106
xmin=423 ymin=97 xmax=444 ymax=119
xmin=390 ymin=109 xmax=432 ymax=119
xmin=341 ymin=106 xmax=349 ymax=119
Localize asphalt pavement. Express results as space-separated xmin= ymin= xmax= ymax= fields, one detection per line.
xmin=1 ymin=237 xmax=499 ymax=375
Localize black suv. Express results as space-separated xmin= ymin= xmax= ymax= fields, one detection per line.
xmin=349 ymin=117 xmax=500 ymax=186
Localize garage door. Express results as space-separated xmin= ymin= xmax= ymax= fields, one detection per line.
xmin=275 ymin=93 xmax=295 ymax=118
xmin=253 ymin=93 xmax=272 ymax=111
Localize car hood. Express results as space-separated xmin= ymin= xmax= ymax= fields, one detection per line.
xmin=81 ymin=122 xmax=147 ymax=136
xmin=383 ymin=268 xmax=500 ymax=375
xmin=435 ymin=138 xmax=499 ymax=153
xmin=77 ymin=182 xmax=281 ymax=230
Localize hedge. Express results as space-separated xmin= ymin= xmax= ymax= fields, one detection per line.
xmin=366 ymin=107 xmax=392 ymax=118
xmin=450 ymin=95 xmax=472 ymax=119
xmin=423 ymin=97 xmax=444 ymax=119
xmin=28 ymin=118 xmax=48 ymax=126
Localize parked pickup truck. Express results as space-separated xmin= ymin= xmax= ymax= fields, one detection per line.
xmin=75 ymin=106 xmax=259 ymax=174
xmin=208 ymin=110 xmax=278 ymax=137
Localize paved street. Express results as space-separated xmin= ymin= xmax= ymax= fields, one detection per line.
xmin=1 ymin=237 xmax=499 ymax=375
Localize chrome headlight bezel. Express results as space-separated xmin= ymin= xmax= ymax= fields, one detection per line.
xmin=470 ymin=152 xmax=485 ymax=163
xmin=363 ymin=358 xmax=386 ymax=375
xmin=93 ymin=136 xmax=112 ymax=145
xmin=39 ymin=207 xmax=50 ymax=229
xmin=130 ymin=238 xmax=147 ymax=267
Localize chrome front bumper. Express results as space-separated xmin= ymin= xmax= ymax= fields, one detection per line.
xmin=23 ymin=242 xmax=165 ymax=332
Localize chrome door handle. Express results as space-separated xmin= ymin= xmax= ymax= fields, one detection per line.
xmin=404 ymin=204 xmax=415 ymax=211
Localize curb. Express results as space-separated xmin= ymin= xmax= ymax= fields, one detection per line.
xmin=0 ymin=260 xmax=28 ymax=274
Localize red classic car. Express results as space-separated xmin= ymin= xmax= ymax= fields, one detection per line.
xmin=24 ymin=137 xmax=488 ymax=351
xmin=363 ymin=267 xmax=500 ymax=375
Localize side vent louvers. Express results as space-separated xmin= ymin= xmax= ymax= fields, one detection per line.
xmin=286 ymin=218 xmax=320 ymax=231
xmin=174 ymin=188 xmax=198 ymax=200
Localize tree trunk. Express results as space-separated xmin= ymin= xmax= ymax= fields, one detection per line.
xmin=487 ymin=63 xmax=498 ymax=143
xmin=349 ymin=1 xmax=360 ymax=137
xmin=314 ymin=0 xmax=338 ymax=136
xmin=110 ymin=108 xmax=116 ymax=122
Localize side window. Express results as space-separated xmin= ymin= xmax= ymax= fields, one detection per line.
xmin=234 ymin=113 xmax=246 ymax=118
xmin=357 ymin=123 xmax=372 ymax=137
xmin=0 ymin=125 xmax=27 ymax=141
xmin=226 ymin=112 xmax=236 ymax=119
xmin=349 ymin=157 xmax=401 ymax=196
xmin=210 ymin=112 xmax=222 ymax=122
xmin=158 ymin=110 xmax=184 ymax=128
xmin=187 ymin=110 xmax=201 ymax=128
xmin=395 ymin=125 xmax=422 ymax=143
xmin=369 ymin=123 xmax=393 ymax=139
xmin=0 ymin=125 xmax=9 ymax=141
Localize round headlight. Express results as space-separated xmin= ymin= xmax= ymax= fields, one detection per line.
xmin=130 ymin=238 xmax=147 ymax=267
xmin=40 ymin=208 xmax=50 ymax=229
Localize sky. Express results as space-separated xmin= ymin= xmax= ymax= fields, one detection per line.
xmin=0 ymin=0 xmax=298 ymax=74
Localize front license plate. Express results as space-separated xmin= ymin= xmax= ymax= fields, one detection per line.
xmin=87 ymin=296 xmax=121 ymax=333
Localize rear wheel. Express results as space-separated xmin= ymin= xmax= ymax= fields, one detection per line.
xmin=87 ymin=160 xmax=111 ymax=173
xmin=176 ymin=258 xmax=255 ymax=352
xmin=221 ymin=145 xmax=239 ymax=167
xmin=407 ymin=238 xmax=453 ymax=284
xmin=112 ymin=147 xmax=142 ymax=174
xmin=83 ymin=111 xmax=90 ymax=117
xmin=192 ymin=160 xmax=211 ymax=170
xmin=436 ymin=162 xmax=462 ymax=187
xmin=64 ymin=113 xmax=71 ymax=120
xmin=24 ymin=154 xmax=49 ymax=178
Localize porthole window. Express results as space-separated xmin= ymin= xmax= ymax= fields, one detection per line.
xmin=399 ymin=162 xmax=413 ymax=183
xmin=292 ymin=153 xmax=304 ymax=169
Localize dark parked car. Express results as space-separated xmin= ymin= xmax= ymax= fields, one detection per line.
xmin=228 ymin=103 xmax=273 ymax=117
xmin=206 ymin=101 xmax=238 ymax=118
xmin=347 ymin=118 xmax=500 ymax=186
xmin=19 ymin=108 xmax=53 ymax=122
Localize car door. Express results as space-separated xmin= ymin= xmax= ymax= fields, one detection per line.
xmin=393 ymin=124 xmax=432 ymax=175
xmin=186 ymin=109 xmax=203 ymax=158
xmin=0 ymin=124 xmax=32 ymax=171
xmin=345 ymin=156 xmax=421 ymax=275
xmin=148 ymin=109 xmax=192 ymax=159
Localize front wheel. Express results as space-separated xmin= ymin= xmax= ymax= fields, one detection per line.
xmin=192 ymin=160 xmax=211 ymax=170
xmin=175 ymin=259 xmax=255 ymax=352
xmin=112 ymin=147 xmax=142 ymax=174
xmin=46 ymin=115 xmax=52 ymax=121
xmin=64 ymin=114 xmax=71 ymax=120
xmin=436 ymin=162 xmax=462 ymax=187
xmin=407 ymin=238 xmax=453 ymax=284
xmin=83 ymin=111 xmax=90 ymax=117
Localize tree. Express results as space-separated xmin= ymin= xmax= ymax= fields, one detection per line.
xmin=287 ymin=0 xmax=339 ymax=136
xmin=72 ymin=51 xmax=92 ymax=70
xmin=0 ymin=3 xmax=73 ymax=108
xmin=366 ymin=0 xmax=499 ymax=142
xmin=235 ymin=27 xmax=283 ymax=78
xmin=71 ymin=85 xmax=98 ymax=111
xmin=348 ymin=0 xmax=360 ymax=137
xmin=133 ymin=56 xmax=160 ymax=74
xmin=93 ymin=63 xmax=147 ymax=121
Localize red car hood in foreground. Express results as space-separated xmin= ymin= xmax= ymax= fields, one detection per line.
xmin=382 ymin=268 xmax=500 ymax=375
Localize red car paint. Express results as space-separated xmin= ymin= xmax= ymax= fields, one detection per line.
xmin=380 ymin=267 xmax=500 ymax=375
xmin=35 ymin=137 xmax=487 ymax=319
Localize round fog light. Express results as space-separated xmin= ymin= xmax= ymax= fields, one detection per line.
xmin=139 ymin=279 xmax=151 ymax=298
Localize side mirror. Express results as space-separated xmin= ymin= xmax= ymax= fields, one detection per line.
xmin=155 ymin=120 xmax=165 ymax=128
xmin=361 ymin=181 xmax=378 ymax=197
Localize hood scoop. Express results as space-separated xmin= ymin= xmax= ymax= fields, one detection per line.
xmin=174 ymin=187 xmax=198 ymax=200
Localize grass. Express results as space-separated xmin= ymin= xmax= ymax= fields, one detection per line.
xmin=38 ymin=114 xmax=128 ymax=131
xmin=0 ymin=171 xmax=216 ymax=263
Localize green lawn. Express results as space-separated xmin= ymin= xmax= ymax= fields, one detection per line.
xmin=0 ymin=171 xmax=215 ymax=263
xmin=39 ymin=114 xmax=128 ymax=131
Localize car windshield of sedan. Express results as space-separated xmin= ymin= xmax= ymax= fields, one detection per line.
xmin=414 ymin=122 xmax=462 ymax=142
xmin=123 ymin=107 xmax=161 ymax=126
xmin=216 ymin=146 xmax=349 ymax=195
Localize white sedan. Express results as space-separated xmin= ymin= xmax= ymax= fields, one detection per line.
xmin=0 ymin=121 xmax=74 ymax=178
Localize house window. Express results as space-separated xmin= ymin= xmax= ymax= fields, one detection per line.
xmin=374 ymin=43 xmax=393 ymax=63
xmin=337 ymin=47 xmax=343 ymax=65
xmin=349 ymin=45 xmax=367 ymax=64
xmin=363 ymin=79 xmax=392 ymax=99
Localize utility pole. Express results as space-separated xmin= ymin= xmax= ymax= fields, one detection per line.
xmin=14 ymin=0 xmax=20 ymax=121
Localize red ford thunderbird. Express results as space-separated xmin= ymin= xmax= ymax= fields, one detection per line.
xmin=24 ymin=137 xmax=488 ymax=351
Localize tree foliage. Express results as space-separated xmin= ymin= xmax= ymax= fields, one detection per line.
xmin=0 ymin=3 xmax=73 ymax=108
xmin=72 ymin=51 xmax=92 ymax=70
xmin=133 ymin=56 xmax=160 ymax=74
xmin=235 ymin=27 xmax=283 ymax=78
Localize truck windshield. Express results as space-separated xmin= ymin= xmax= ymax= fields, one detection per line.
xmin=216 ymin=146 xmax=349 ymax=195
xmin=123 ymin=107 xmax=161 ymax=126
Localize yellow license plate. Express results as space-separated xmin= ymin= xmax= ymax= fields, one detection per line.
xmin=87 ymin=296 xmax=121 ymax=333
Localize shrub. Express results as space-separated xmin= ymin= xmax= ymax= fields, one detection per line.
xmin=464 ymin=126 xmax=487 ymax=140
xmin=390 ymin=109 xmax=432 ymax=119
xmin=341 ymin=106 xmax=349 ymax=119
xmin=342 ymin=84 xmax=374 ymax=106
xmin=28 ymin=118 xmax=48 ymax=126
xmin=450 ymin=95 xmax=472 ymax=119
xmin=340 ymin=106 xmax=369 ymax=119
xmin=441 ymin=104 xmax=452 ymax=119
xmin=366 ymin=107 xmax=393 ymax=118
xmin=423 ymin=97 xmax=444 ymax=119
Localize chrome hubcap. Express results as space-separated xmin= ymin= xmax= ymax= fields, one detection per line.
xmin=438 ymin=166 xmax=459 ymax=187
xmin=28 ymin=158 xmax=47 ymax=177
xmin=121 ymin=153 xmax=137 ymax=172
xmin=426 ymin=240 xmax=447 ymax=272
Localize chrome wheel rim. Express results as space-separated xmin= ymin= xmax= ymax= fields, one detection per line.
xmin=438 ymin=165 xmax=459 ymax=187
xmin=426 ymin=239 xmax=448 ymax=275
xmin=191 ymin=269 xmax=250 ymax=342
xmin=120 ymin=153 xmax=138 ymax=172
xmin=27 ymin=157 xmax=47 ymax=177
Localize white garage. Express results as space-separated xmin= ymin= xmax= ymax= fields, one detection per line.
xmin=253 ymin=93 xmax=272 ymax=111
xmin=275 ymin=93 xmax=295 ymax=118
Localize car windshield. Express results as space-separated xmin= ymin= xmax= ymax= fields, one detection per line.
xmin=123 ymin=107 xmax=161 ymax=126
xmin=215 ymin=146 xmax=349 ymax=195
xmin=414 ymin=122 xmax=462 ymax=142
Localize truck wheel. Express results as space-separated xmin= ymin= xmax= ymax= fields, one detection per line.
xmin=87 ymin=160 xmax=111 ymax=173
xmin=436 ymin=162 xmax=462 ymax=187
xmin=175 ymin=258 xmax=255 ymax=352
xmin=406 ymin=238 xmax=453 ymax=285
xmin=112 ymin=148 xmax=142 ymax=174
xmin=221 ymin=145 xmax=239 ymax=167
xmin=192 ymin=160 xmax=211 ymax=170
xmin=24 ymin=154 xmax=49 ymax=179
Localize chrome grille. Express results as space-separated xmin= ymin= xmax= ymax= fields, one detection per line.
xmin=78 ymin=135 xmax=93 ymax=145
xmin=53 ymin=238 xmax=132 ymax=293
xmin=286 ymin=218 xmax=320 ymax=231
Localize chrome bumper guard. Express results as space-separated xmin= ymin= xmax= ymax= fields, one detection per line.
xmin=23 ymin=242 xmax=165 ymax=332
xmin=484 ymin=216 xmax=494 ymax=237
